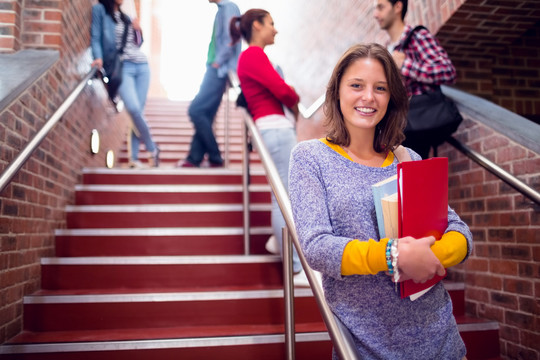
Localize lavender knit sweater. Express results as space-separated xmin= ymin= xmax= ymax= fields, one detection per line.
xmin=289 ymin=139 xmax=473 ymax=360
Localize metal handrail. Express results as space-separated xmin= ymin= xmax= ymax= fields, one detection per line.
xmin=0 ymin=67 xmax=98 ymax=194
xmin=228 ymin=70 xmax=360 ymax=360
xmin=298 ymin=93 xmax=325 ymax=119
xmin=446 ymin=136 xmax=540 ymax=205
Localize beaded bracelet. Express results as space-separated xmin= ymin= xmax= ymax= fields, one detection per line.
xmin=391 ymin=238 xmax=400 ymax=283
xmin=386 ymin=238 xmax=394 ymax=275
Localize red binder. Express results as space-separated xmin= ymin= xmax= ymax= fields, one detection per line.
xmin=397 ymin=157 xmax=448 ymax=300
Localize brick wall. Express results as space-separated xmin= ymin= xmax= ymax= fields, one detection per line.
xmin=0 ymin=0 xmax=131 ymax=344
xmin=437 ymin=3 xmax=540 ymax=125
xmin=0 ymin=0 xmax=21 ymax=52
xmin=0 ymin=0 xmax=65 ymax=53
xmin=492 ymin=23 xmax=540 ymax=124
xmin=438 ymin=117 xmax=540 ymax=360
xmin=20 ymin=0 xmax=62 ymax=50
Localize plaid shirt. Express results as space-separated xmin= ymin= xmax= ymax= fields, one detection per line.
xmin=391 ymin=25 xmax=456 ymax=97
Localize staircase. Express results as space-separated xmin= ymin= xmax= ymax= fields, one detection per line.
xmin=0 ymin=98 xmax=500 ymax=359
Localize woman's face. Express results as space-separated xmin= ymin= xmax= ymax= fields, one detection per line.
xmin=258 ymin=14 xmax=278 ymax=46
xmin=338 ymin=57 xmax=390 ymax=134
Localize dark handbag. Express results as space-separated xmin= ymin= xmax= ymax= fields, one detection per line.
xmin=407 ymin=87 xmax=462 ymax=134
xmin=236 ymin=90 xmax=248 ymax=110
xmin=102 ymin=16 xmax=130 ymax=100
xmin=402 ymin=26 xmax=463 ymax=146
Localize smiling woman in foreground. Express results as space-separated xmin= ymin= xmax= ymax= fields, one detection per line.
xmin=288 ymin=43 xmax=472 ymax=359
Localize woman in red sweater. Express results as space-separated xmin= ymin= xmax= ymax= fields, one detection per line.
xmin=230 ymin=9 xmax=308 ymax=287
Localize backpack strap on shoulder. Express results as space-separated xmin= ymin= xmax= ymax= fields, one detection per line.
xmin=401 ymin=25 xmax=428 ymax=50
xmin=393 ymin=145 xmax=412 ymax=163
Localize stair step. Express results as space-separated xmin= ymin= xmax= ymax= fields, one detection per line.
xmin=455 ymin=317 xmax=500 ymax=360
xmin=445 ymin=281 xmax=465 ymax=317
xmin=65 ymin=204 xmax=271 ymax=228
xmin=82 ymin=168 xmax=269 ymax=185
xmin=148 ymin=128 xmax=244 ymax=136
xmin=115 ymin=152 xmax=262 ymax=166
xmin=1 ymin=331 xmax=331 ymax=360
xmin=74 ymin=184 xmax=271 ymax=205
xmin=119 ymin=142 xmax=248 ymax=152
xmin=40 ymin=255 xmax=283 ymax=290
xmin=54 ymin=227 xmax=273 ymax=256
xmin=21 ymin=289 xmax=324 ymax=332
xmin=127 ymin=134 xmax=246 ymax=145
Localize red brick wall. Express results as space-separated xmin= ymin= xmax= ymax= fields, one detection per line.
xmin=437 ymin=3 xmax=540 ymax=125
xmin=0 ymin=0 xmax=131 ymax=344
xmin=20 ymin=0 xmax=63 ymax=50
xmin=438 ymin=116 xmax=540 ymax=360
xmin=492 ymin=23 xmax=540 ymax=124
xmin=0 ymin=0 xmax=65 ymax=53
xmin=0 ymin=0 xmax=22 ymax=52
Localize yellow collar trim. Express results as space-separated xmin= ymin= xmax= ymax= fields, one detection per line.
xmin=319 ymin=138 xmax=394 ymax=168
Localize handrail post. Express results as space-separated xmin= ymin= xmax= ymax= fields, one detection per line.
xmin=243 ymin=109 xmax=359 ymax=360
xmin=242 ymin=119 xmax=251 ymax=255
xmin=283 ymin=227 xmax=295 ymax=360
xmin=228 ymin=70 xmax=360 ymax=359
xmin=224 ymin=83 xmax=230 ymax=168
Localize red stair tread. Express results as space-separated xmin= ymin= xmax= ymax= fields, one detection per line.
xmin=75 ymin=190 xmax=270 ymax=205
xmin=54 ymin=233 xmax=272 ymax=257
xmin=82 ymin=172 xmax=269 ymax=185
xmin=7 ymin=323 xmax=328 ymax=344
xmin=32 ymin=284 xmax=287 ymax=296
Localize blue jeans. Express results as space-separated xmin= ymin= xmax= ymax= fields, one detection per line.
xmin=186 ymin=64 xmax=227 ymax=166
xmin=118 ymin=61 xmax=156 ymax=161
xmin=260 ymin=126 xmax=302 ymax=273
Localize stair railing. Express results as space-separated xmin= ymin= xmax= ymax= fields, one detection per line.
xmin=298 ymin=93 xmax=325 ymax=119
xmin=446 ymin=137 xmax=540 ymax=205
xmin=228 ymin=71 xmax=360 ymax=360
xmin=223 ymin=82 xmax=231 ymax=167
xmin=0 ymin=67 xmax=98 ymax=194
xmin=441 ymin=85 xmax=540 ymax=206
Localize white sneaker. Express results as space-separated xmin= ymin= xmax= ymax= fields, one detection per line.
xmin=265 ymin=235 xmax=280 ymax=255
xmin=293 ymin=269 xmax=310 ymax=287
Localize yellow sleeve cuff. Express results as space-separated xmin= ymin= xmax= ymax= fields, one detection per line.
xmin=431 ymin=231 xmax=468 ymax=268
xmin=340 ymin=231 xmax=467 ymax=276
xmin=341 ymin=238 xmax=389 ymax=276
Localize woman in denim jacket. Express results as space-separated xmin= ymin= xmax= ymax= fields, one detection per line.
xmin=91 ymin=0 xmax=159 ymax=168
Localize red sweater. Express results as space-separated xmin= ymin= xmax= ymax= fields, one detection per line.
xmin=237 ymin=46 xmax=299 ymax=120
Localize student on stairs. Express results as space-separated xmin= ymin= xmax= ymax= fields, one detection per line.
xmin=177 ymin=0 xmax=241 ymax=168
xmin=289 ymin=43 xmax=472 ymax=359
xmin=230 ymin=9 xmax=308 ymax=287
xmin=91 ymin=0 xmax=160 ymax=168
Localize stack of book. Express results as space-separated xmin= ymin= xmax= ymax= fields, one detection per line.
xmin=372 ymin=157 xmax=449 ymax=300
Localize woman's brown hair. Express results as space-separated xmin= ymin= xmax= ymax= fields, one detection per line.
xmin=324 ymin=43 xmax=408 ymax=153
xmin=230 ymin=9 xmax=269 ymax=45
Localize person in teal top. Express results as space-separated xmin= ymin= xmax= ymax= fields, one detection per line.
xmin=177 ymin=0 xmax=241 ymax=168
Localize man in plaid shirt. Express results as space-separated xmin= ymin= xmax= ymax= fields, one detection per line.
xmin=374 ymin=0 xmax=457 ymax=158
